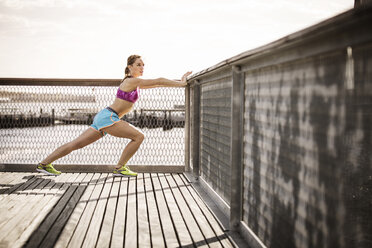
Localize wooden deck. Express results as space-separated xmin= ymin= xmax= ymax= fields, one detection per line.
xmin=0 ymin=172 xmax=236 ymax=248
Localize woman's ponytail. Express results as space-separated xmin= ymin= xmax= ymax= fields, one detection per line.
xmin=124 ymin=66 xmax=131 ymax=79
xmin=123 ymin=55 xmax=141 ymax=80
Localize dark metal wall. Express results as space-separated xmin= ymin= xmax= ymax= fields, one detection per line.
xmin=243 ymin=50 xmax=350 ymax=248
xmin=199 ymin=69 xmax=233 ymax=204
xmin=189 ymin=6 xmax=372 ymax=248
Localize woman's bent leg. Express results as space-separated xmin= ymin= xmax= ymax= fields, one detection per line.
xmin=103 ymin=121 xmax=144 ymax=168
xmin=40 ymin=128 xmax=102 ymax=165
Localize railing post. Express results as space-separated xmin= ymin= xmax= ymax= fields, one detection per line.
xmin=230 ymin=65 xmax=244 ymax=230
xmin=192 ymin=81 xmax=201 ymax=180
xmin=185 ymin=84 xmax=191 ymax=172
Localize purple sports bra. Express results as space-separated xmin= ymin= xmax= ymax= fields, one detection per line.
xmin=116 ymin=87 xmax=139 ymax=103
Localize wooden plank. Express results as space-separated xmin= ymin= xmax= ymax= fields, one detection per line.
xmin=38 ymin=173 xmax=89 ymax=248
xmin=82 ymin=174 xmax=114 ymax=248
xmin=18 ymin=174 xmax=79 ymax=248
xmin=151 ymin=173 xmax=179 ymax=247
xmin=67 ymin=173 xmax=107 ymax=248
xmin=96 ymin=176 xmax=120 ymax=248
xmin=0 ymin=172 xmax=30 ymax=185
xmin=165 ymin=173 xmax=209 ymax=248
xmin=179 ymin=174 xmax=235 ymax=247
xmin=0 ymin=184 xmax=38 ymax=226
xmin=23 ymin=174 xmax=82 ymax=248
xmin=0 ymin=174 xmax=66 ymax=231
xmin=0 ymin=172 xmax=29 ymax=215
xmin=2 ymin=176 xmax=47 ymax=212
xmin=0 ymin=172 xmax=17 ymax=192
xmin=0 ymin=181 xmax=52 ymax=242
xmin=23 ymin=176 xmax=47 ymax=193
xmin=110 ymin=177 xmax=129 ymax=248
xmin=0 ymin=174 xmax=38 ymax=206
xmin=0 ymin=173 xmax=38 ymax=197
xmin=29 ymin=177 xmax=55 ymax=194
xmin=12 ymin=173 xmax=79 ymax=247
xmin=3 ymin=173 xmax=23 ymax=184
xmin=54 ymin=173 xmax=98 ymax=248
xmin=124 ymin=177 xmax=137 ymax=248
xmin=2 ymin=173 xmax=76 ymax=247
xmin=3 ymin=175 xmax=53 ymax=216
xmin=8 ymin=172 xmax=32 ymax=183
xmin=137 ymin=173 xmax=151 ymax=248
xmin=0 ymin=171 xmax=241 ymax=248
xmin=158 ymin=173 xmax=193 ymax=247
xmin=0 ymin=172 xmax=28 ymax=193
xmin=173 ymin=174 xmax=223 ymax=248
xmin=144 ymin=173 xmax=165 ymax=247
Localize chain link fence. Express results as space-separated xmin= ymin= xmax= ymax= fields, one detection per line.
xmin=0 ymin=80 xmax=185 ymax=166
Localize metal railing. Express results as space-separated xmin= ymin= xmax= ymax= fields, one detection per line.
xmin=0 ymin=78 xmax=186 ymax=169
xmin=186 ymin=6 xmax=372 ymax=248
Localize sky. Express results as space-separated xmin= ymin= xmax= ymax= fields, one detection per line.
xmin=0 ymin=0 xmax=354 ymax=80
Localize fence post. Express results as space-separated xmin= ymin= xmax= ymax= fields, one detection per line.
xmin=192 ymin=81 xmax=201 ymax=180
xmin=230 ymin=65 xmax=245 ymax=230
xmin=185 ymin=84 xmax=191 ymax=172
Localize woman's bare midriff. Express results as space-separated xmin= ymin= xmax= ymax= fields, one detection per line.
xmin=109 ymin=98 xmax=134 ymax=118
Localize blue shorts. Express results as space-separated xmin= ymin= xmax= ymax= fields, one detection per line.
xmin=90 ymin=107 xmax=121 ymax=136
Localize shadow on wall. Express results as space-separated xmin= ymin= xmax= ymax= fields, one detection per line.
xmin=245 ymin=49 xmax=371 ymax=247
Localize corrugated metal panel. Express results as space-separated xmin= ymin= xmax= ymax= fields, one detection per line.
xmin=200 ymin=71 xmax=232 ymax=204
xmin=243 ymin=51 xmax=349 ymax=248
xmin=342 ymin=43 xmax=372 ymax=248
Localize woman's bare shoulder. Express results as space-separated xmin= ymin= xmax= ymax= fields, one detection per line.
xmin=120 ymin=78 xmax=140 ymax=91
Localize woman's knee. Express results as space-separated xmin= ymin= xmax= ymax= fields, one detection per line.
xmin=134 ymin=132 xmax=145 ymax=143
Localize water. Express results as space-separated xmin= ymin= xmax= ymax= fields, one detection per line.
xmin=0 ymin=86 xmax=185 ymax=115
xmin=0 ymin=124 xmax=185 ymax=166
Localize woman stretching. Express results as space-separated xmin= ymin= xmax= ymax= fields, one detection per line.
xmin=37 ymin=55 xmax=191 ymax=177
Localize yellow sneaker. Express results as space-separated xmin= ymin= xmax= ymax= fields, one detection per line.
xmin=113 ymin=165 xmax=137 ymax=177
xmin=36 ymin=163 xmax=61 ymax=176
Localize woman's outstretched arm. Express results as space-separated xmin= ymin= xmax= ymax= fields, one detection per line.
xmin=127 ymin=71 xmax=192 ymax=89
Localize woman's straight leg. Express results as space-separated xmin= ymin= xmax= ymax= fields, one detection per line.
xmin=40 ymin=128 xmax=103 ymax=165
